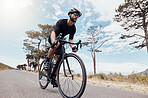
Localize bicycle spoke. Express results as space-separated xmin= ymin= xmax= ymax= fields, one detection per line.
xmin=69 ymin=80 xmax=74 ymax=96
xmin=70 ymin=79 xmax=78 ymax=95
xmin=64 ymin=78 xmax=68 ymax=95
xmin=59 ymin=76 xmax=65 ymax=83
xmin=74 ymin=78 xmax=81 ymax=87
xmin=61 ymin=78 xmax=68 ymax=93
xmin=61 ymin=78 xmax=68 ymax=87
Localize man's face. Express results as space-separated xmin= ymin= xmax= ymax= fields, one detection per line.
xmin=71 ymin=13 xmax=79 ymax=22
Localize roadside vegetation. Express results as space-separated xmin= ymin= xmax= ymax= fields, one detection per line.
xmin=0 ymin=62 xmax=14 ymax=71
xmin=88 ymin=72 xmax=148 ymax=85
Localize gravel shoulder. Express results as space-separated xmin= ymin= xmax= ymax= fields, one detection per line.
xmin=87 ymin=78 xmax=148 ymax=94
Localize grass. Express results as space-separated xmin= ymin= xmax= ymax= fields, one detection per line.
xmin=88 ymin=73 xmax=148 ymax=85
xmin=0 ymin=62 xmax=14 ymax=71
xmin=26 ymin=70 xmax=39 ymax=73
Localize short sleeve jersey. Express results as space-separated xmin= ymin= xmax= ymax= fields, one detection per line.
xmin=54 ymin=19 xmax=76 ymax=39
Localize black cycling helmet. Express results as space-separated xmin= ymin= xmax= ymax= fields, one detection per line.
xmin=68 ymin=8 xmax=82 ymax=17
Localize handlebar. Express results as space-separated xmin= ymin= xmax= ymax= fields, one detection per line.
xmin=55 ymin=33 xmax=82 ymax=49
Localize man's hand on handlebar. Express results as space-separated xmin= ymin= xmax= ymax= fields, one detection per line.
xmin=72 ymin=46 xmax=78 ymax=52
xmin=54 ymin=41 xmax=60 ymax=49
xmin=51 ymin=41 xmax=60 ymax=49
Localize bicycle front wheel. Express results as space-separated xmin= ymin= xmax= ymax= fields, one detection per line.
xmin=57 ymin=53 xmax=87 ymax=98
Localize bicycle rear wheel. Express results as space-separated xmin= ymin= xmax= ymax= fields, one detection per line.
xmin=57 ymin=53 xmax=87 ymax=98
xmin=39 ymin=60 xmax=49 ymax=89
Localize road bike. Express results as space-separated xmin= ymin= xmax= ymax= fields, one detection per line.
xmin=39 ymin=33 xmax=87 ymax=98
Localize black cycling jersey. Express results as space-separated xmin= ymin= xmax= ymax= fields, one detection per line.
xmin=54 ymin=19 xmax=76 ymax=39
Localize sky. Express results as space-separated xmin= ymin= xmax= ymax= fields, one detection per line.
xmin=0 ymin=0 xmax=148 ymax=75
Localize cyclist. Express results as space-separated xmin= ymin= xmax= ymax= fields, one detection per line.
xmin=46 ymin=8 xmax=82 ymax=87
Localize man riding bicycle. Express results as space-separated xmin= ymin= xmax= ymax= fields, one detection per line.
xmin=46 ymin=8 xmax=82 ymax=87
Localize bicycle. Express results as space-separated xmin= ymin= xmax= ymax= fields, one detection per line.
xmin=39 ymin=33 xmax=87 ymax=98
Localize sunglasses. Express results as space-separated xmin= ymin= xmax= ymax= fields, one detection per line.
xmin=73 ymin=13 xmax=79 ymax=17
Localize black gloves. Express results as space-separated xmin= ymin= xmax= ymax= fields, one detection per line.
xmin=72 ymin=46 xmax=78 ymax=52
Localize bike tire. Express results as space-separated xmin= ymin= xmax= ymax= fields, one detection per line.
xmin=39 ymin=60 xmax=49 ymax=89
xmin=57 ymin=53 xmax=87 ymax=98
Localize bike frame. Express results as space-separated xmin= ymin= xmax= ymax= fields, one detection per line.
xmin=51 ymin=40 xmax=74 ymax=78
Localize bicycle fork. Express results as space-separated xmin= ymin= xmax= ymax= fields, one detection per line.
xmin=63 ymin=56 xmax=74 ymax=80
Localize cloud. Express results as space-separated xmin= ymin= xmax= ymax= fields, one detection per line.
xmin=56 ymin=0 xmax=65 ymax=5
xmin=44 ymin=0 xmax=47 ymax=4
xmin=52 ymin=4 xmax=66 ymax=16
xmin=70 ymin=53 xmax=147 ymax=75
xmin=18 ymin=0 xmax=34 ymax=8
xmin=42 ymin=8 xmax=45 ymax=12
xmin=97 ymin=62 xmax=148 ymax=75
xmin=102 ymin=21 xmax=146 ymax=53
xmin=90 ymin=0 xmax=124 ymax=22
xmin=77 ymin=53 xmax=91 ymax=60
xmin=46 ymin=13 xmax=59 ymax=21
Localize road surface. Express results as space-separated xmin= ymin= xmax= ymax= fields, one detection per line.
xmin=0 ymin=70 xmax=148 ymax=98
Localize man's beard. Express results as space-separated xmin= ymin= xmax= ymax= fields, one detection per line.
xmin=70 ymin=16 xmax=76 ymax=24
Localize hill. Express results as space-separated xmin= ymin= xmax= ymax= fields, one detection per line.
xmin=138 ymin=68 xmax=148 ymax=76
xmin=0 ymin=62 xmax=14 ymax=71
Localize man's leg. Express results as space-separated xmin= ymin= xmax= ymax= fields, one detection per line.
xmin=48 ymin=44 xmax=61 ymax=87
xmin=47 ymin=31 xmax=59 ymax=61
xmin=47 ymin=48 xmax=55 ymax=59
xmin=47 ymin=43 xmax=60 ymax=61
xmin=51 ymin=54 xmax=62 ymax=87
xmin=55 ymin=55 xmax=60 ymax=74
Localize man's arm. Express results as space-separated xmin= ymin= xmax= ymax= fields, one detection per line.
xmin=51 ymin=31 xmax=60 ymax=48
xmin=51 ymin=31 xmax=56 ymax=44
xmin=69 ymin=39 xmax=78 ymax=52
xmin=69 ymin=39 xmax=74 ymax=48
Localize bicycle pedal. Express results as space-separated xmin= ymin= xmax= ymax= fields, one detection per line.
xmin=51 ymin=80 xmax=58 ymax=88
xmin=52 ymin=84 xmax=58 ymax=88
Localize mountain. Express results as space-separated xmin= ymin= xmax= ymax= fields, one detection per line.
xmin=138 ymin=68 xmax=148 ymax=76
xmin=0 ymin=62 xmax=14 ymax=71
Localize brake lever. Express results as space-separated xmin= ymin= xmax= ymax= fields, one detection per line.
xmin=79 ymin=40 xmax=82 ymax=48
xmin=76 ymin=40 xmax=82 ymax=49
xmin=80 ymin=43 xmax=82 ymax=48
xmin=56 ymin=33 xmax=62 ymax=40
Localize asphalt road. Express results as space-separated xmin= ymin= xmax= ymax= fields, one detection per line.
xmin=0 ymin=69 xmax=148 ymax=98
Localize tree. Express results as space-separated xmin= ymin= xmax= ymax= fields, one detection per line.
xmin=38 ymin=24 xmax=54 ymax=49
xmin=22 ymin=39 xmax=35 ymax=54
xmin=23 ymin=39 xmax=35 ymax=70
xmin=16 ymin=64 xmax=27 ymax=70
xmin=114 ymin=0 xmax=148 ymax=51
xmin=23 ymin=24 xmax=55 ymax=71
xmin=25 ymin=30 xmax=42 ymax=71
xmin=26 ymin=54 xmax=34 ymax=70
xmin=17 ymin=65 xmax=21 ymax=70
xmin=86 ymin=26 xmax=108 ymax=75
xmin=22 ymin=64 xmax=27 ymax=70
xmin=30 ymin=61 xmax=37 ymax=71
